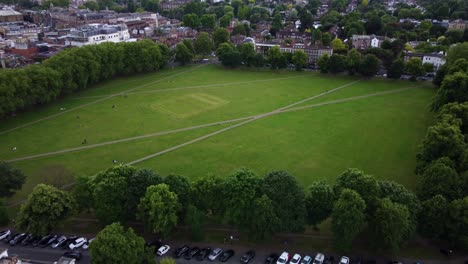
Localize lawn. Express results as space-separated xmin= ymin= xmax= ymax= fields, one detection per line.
xmin=1 ymin=64 xmax=434 ymax=204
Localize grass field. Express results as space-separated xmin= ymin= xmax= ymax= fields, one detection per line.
xmin=1 ymin=65 xmax=434 ymax=204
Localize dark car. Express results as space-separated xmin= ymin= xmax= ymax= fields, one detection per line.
xmin=220 ymin=249 xmax=235 ymax=262
xmin=265 ymin=253 xmax=279 ymax=264
xmin=52 ymin=236 xmax=67 ymax=248
xmin=61 ymin=236 xmax=78 ymax=249
xmin=351 ymin=257 xmax=362 ymax=264
xmin=241 ymin=250 xmax=256 ymax=263
xmin=34 ymin=235 xmax=51 ymax=247
xmin=185 ymin=247 xmax=200 ymax=260
xmin=4 ymin=233 xmax=18 ymax=243
xmin=173 ymin=245 xmax=190 ymax=258
xmin=21 ymin=234 xmax=38 ymax=246
xmin=324 ymin=256 xmax=335 ymax=264
xmin=63 ymin=251 xmax=82 ymax=260
xmin=41 ymin=234 xmax=58 ymax=248
xmin=196 ymin=247 xmax=211 ymax=261
xmin=145 ymin=239 xmax=162 ymax=253
xmin=9 ymin=233 xmax=27 ymax=246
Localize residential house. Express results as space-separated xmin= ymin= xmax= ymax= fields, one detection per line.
xmin=351 ymin=34 xmax=388 ymax=49
xmin=404 ymin=51 xmax=445 ymax=70
xmin=65 ymin=23 xmax=130 ymax=46
xmin=448 ymin=19 xmax=468 ymax=31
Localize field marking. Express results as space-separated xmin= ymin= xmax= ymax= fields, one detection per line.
xmin=71 ymin=75 xmax=314 ymax=99
xmin=4 ymin=85 xmax=418 ymax=163
xmin=0 ymin=65 xmax=206 ymax=136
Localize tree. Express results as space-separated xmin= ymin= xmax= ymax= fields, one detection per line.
xmin=271 ymin=14 xmax=283 ymax=33
xmin=221 ymin=50 xmax=242 ymax=68
xmin=194 ymin=32 xmax=214 ymax=55
xmin=212 ymin=28 xmax=230 ymax=48
xmin=322 ymin=32 xmax=331 ymax=46
xmin=388 ymin=59 xmax=405 ymax=79
xmin=163 ymin=174 xmax=191 ymax=217
xmin=328 ymin=54 xmax=347 ymax=73
xmin=418 ymin=195 xmax=448 ymax=239
xmin=185 ymin=205 xmax=204 ymax=241
xmin=175 ymin=43 xmax=194 ymax=66
xmin=0 ymin=161 xmax=26 ymax=198
xmin=446 ymin=43 xmax=468 ymax=64
xmin=72 ymin=175 xmax=93 ymax=213
xmin=331 ymin=189 xmax=366 ymax=252
xmin=292 ymin=50 xmax=308 ymax=71
xmin=238 ymin=43 xmax=256 ymax=66
xmin=312 ymin=29 xmax=322 ymax=44
xmin=232 ymin=24 xmax=246 ymax=36
xmin=263 ymin=170 xmax=306 ymax=232
xmin=126 ymin=168 xmax=163 ymax=219
xmin=182 ymin=13 xmax=200 ymax=29
xmin=358 ymin=54 xmax=380 ymax=77
xmin=305 ymin=181 xmax=335 ymax=227
xmin=405 ymin=57 xmax=424 ymax=80
xmin=331 ymin=38 xmax=346 ymax=52
xmin=246 ymin=194 xmax=280 ymax=240
xmin=200 ymin=14 xmax=216 ymax=29
xmin=346 ymin=49 xmax=361 ymax=75
xmin=182 ymin=39 xmax=195 ymax=55
xmin=192 ymin=174 xmax=225 ymax=215
xmin=371 ymin=198 xmax=414 ymax=253
xmin=0 ymin=200 xmax=8 ymax=226
xmin=252 ymin=53 xmax=265 ymax=68
xmin=16 ymin=184 xmax=75 ymax=235
xmin=267 ymin=46 xmax=286 ymax=69
xmin=83 ymin=0 xmax=99 ymax=10
xmin=445 ymin=197 xmax=468 ymax=249
xmin=90 ymin=223 xmax=154 ymax=264
xmin=432 ymin=72 xmax=468 ymax=110
xmin=137 ymin=184 xmax=179 ymax=237
xmin=419 ymin=159 xmax=462 ymax=200
xmin=317 ymin=53 xmax=330 ymax=73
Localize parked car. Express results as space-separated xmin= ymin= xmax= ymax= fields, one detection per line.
xmin=219 ymin=249 xmax=235 ymax=262
xmin=208 ymin=248 xmax=223 ymax=261
xmin=21 ymin=234 xmax=37 ymax=246
xmin=324 ymin=256 xmax=335 ymax=264
xmin=196 ymin=247 xmax=211 ymax=261
xmin=301 ymin=255 xmax=312 ymax=264
xmin=277 ymin=252 xmax=290 ymax=264
xmin=351 ymin=257 xmax=362 ymax=264
xmin=240 ymin=250 xmax=256 ymax=263
xmin=265 ymin=253 xmax=279 ymax=264
xmin=339 ymin=257 xmax=350 ymax=264
xmin=61 ymin=236 xmax=77 ymax=249
xmin=82 ymin=238 xmax=94 ymax=250
xmin=0 ymin=230 xmax=11 ymax=241
xmin=63 ymin=251 xmax=82 ymax=260
xmin=313 ymin=253 xmax=325 ymax=264
xmin=42 ymin=235 xmax=58 ymax=248
xmin=34 ymin=235 xmax=51 ymax=247
xmin=51 ymin=236 xmax=67 ymax=248
xmin=69 ymin=237 xmax=87 ymax=250
xmin=290 ymin=254 xmax=302 ymax=264
xmin=185 ymin=247 xmax=200 ymax=260
xmin=157 ymin=245 xmax=171 ymax=256
xmin=9 ymin=233 xmax=27 ymax=246
xmin=4 ymin=233 xmax=18 ymax=243
xmin=173 ymin=245 xmax=190 ymax=258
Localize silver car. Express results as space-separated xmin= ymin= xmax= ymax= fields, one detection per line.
xmin=208 ymin=248 xmax=223 ymax=261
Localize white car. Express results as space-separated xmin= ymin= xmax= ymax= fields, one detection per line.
xmin=277 ymin=252 xmax=290 ymax=264
xmin=69 ymin=237 xmax=87 ymax=250
xmin=313 ymin=253 xmax=325 ymax=264
xmin=290 ymin=254 xmax=301 ymax=264
xmin=157 ymin=245 xmax=171 ymax=256
xmin=339 ymin=256 xmax=350 ymax=264
xmin=0 ymin=230 xmax=11 ymax=241
xmin=82 ymin=238 xmax=94 ymax=250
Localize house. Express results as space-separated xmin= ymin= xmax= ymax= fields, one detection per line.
xmin=448 ymin=19 xmax=468 ymax=31
xmin=255 ymin=42 xmax=333 ymax=63
xmin=65 ymin=23 xmax=130 ymax=46
xmin=0 ymin=9 xmax=23 ymax=23
xmin=404 ymin=51 xmax=446 ymax=70
xmin=351 ymin=34 xmax=388 ymax=49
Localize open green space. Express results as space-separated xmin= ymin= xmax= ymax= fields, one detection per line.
xmin=1 ymin=65 xmax=434 ymax=205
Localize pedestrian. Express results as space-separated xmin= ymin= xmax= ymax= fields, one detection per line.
xmin=112 ymin=105 xmax=115 ymax=109
xmin=11 ymin=147 xmax=16 ymax=151
xmin=113 ymin=159 xmax=117 ymax=163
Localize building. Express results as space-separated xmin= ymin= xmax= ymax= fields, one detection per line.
xmin=65 ymin=23 xmax=130 ymax=46
xmin=0 ymin=9 xmax=23 ymax=23
xmin=255 ymin=42 xmax=333 ymax=63
xmin=0 ymin=21 xmax=41 ymax=40
xmin=351 ymin=34 xmax=388 ymax=49
xmin=404 ymin=51 xmax=446 ymax=70
xmin=448 ymin=19 xmax=468 ymax=31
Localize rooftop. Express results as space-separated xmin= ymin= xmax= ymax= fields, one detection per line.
xmin=0 ymin=9 xmax=22 ymax=16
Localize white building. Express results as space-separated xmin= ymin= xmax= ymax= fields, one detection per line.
xmin=65 ymin=23 xmax=130 ymax=47
xmin=422 ymin=53 xmax=446 ymax=70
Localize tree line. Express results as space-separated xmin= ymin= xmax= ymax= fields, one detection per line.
xmin=0 ymin=40 xmax=170 ymax=119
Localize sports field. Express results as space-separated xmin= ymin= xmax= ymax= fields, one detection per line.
xmin=1 ymin=65 xmax=434 ymax=204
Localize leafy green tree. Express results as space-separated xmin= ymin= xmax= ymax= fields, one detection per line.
xmin=83 ymin=0 xmax=99 ymax=10
xmin=447 ymin=58 xmax=468 ymax=75
xmin=246 ymin=194 xmax=280 ymax=240
xmin=164 ymin=174 xmax=191 ymax=216
xmin=221 ymin=50 xmax=242 ymax=68
xmin=331 ymin=189 xmax=366 ymax=252
xmin=346 ymin=49 xmax=361 ymax=75
xmin=305 ymin=181 xmax=335 ymax=227
xmin=271 ymin=14 xmax=283 ymax=34
xmin=192 ymin=174 xmax=225 ymax=215
xmin=200 ymin=14 xmax=216 ymax=29
xmin=0 ymin=200 xmax=8 ymax=226
xmin=194 ymin=32 xmax=214 ymax=55
xmin=90 ymin=223 xmax=154 ymax=264
xmin=438 ymin=102 xmax=468 ymax=135
xmin=182 ymin=39 xmax=195 ymax=55
xmin=220 ymin=12 xmax=233 ymax=28
xmin=432 ymin=72 xmax=468 ymax=110
xmin=175 ymin=43 xmax=194 ymax=65
xmin=72 ymin=175 xmax=93 ymax=213
xmin=419 ymin=159 xmax=462 ymax=200
xmin=388 ymin=59 xmax=405 ymax=79
xmin=445 ymin=197 xmax=468 ymax=249
xmin=328 ymin=54 xmax=347 ymax=73
xmin=137 ymin=184 xmax=179 ymax=237
xmin=446 ymin=42 xmax=468 ymax=64
xmin=405 ymin=57 xmax=425 ymax=80
xmin=213 ymin=28 xmax=230 ymax=48
xmin=252 ymin=53 xmax=265 ymax=68
xmin=358 ymin=54 xmax=380 ymax=77
xmin=322 ymin=32 xmax=332 ymax=46
xmin=317 ymin=53 xmax=330 ymax=73
xmin=292 ymin=50 xmax=308 ymax=71
xmin=312 ymin=29 xmax=322 ymax=44
xmin=267 ymin=46 xmax=286 ymax=69
xmin=126 ymin=168 xmax=163 ymax=218
xmin=185 ymin=205 xmax=204 ymax=241
xmin=238 ymin=43 xmax=256 ymax=66
xmin=331 ymin=38 xmax=347 ymax=53
xmin=0 ymin=161 xmax=26 ymax=198
xmin=16 ymin=184 xmax=75 ymax=235
xmin=263 ymin=170 xmax=307 ymax=232
xmin=371 ymin=198 xmax=414 ymax=253
xmin=418 ymin=195 xmax=448 ymax=239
